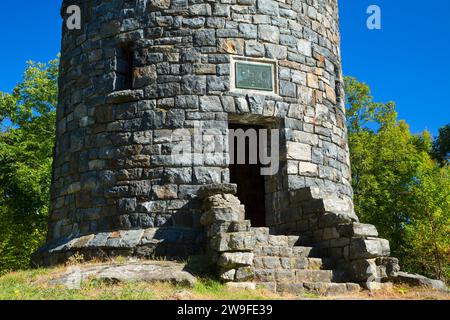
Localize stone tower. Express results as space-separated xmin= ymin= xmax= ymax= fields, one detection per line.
xmin=35 ymin=0 xmax=401 ymax=290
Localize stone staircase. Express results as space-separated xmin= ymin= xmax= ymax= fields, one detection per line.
xmin=198 ymin=184 xmax=402 ymax=295
xmin=251 ymin=227 xmax=361 ymax=295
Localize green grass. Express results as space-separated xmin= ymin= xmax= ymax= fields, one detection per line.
xmin=192 ymin=278 xmax=272 ymax=300
xmin=1 ymin=263 xmax=447 ymax=300
xmin=0 ymin=266 xmax=279 ymax=300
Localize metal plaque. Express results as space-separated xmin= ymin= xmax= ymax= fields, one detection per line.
xmin=235 ymin=62 xmax=274 ymax=91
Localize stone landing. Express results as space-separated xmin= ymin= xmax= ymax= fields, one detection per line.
xmin=32 ymin=227 xmax=206 ymax=267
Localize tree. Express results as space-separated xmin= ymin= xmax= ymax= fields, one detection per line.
xmin=402 ymin=161 xmax=450 ymax=281
xmin=0 ymin=58 xmax=58 ymax=273
xmin=432 ymin=124 xmax=450 ymax=165
xmin=344 ymin=76 xmax=450 ymax=282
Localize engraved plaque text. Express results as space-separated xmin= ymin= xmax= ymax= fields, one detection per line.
xmin=235 ymin=62 xmax=274 ymax=91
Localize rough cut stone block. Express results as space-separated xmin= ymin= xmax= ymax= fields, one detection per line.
xmin=275 ymin=269 xmax=296 ymax=282
xmin=257 ymin=0 xmax=279 ymax=16
xmin=198 ymin=183 xmax=237 ymax=198
xmin=348 ymin=258 xmax=377 ymax=282
xmin=234 ymin=267 xmax=255 ymax=282
xmin=322 ymin=197 xmax=354 ymax=216
xmin=289 ymin=187 xmax=322 ymax=204
xmin=219 ymin=268 xmax=236 ymax=281
xmin=71 ymin=235 xmax=95 ymax=249
xmin=193 ymin=167 xmax=222 ymax=184
xmin=287 ymin=142 xmax=312 ymax=161
xmin=149 ymin=0 xmax=171 ymax=10
xmin=218 ymin=38 xmax=244 ymax=55
xmin=218 ymin=252 xmax=254 ymax=268
xmin=267 ymin=235 xmax=289 ymax=247
xmin=295 ymin=270 xmax=333 ymax=283
xmin=258 ymin=25 xmax=279 ymax=44
xmin=276 ymin=283 xmax=305 ymax=294
xmin=119 ymin=230 xmax=145 ymax=248
xmin=254 ymin=269 xmax=275 ymax=282
xmin=106 ymin=90 xmax=144 ymax=104
xmin=338 ymin=223 xmax=379 ymax=238
xmin=188 ymin=4 xmax=212 ymax=16
xmin=245 ymin=40 xmax=265 ymax=57
xmin=299 ymin=162 xmax=318 ymax=176
xmin=376 ymin=257 xmax=400 ymax=277
xmin=212 ymin=232 xmax=256 ymax=252
xmin=318 ymin=212 xmax=355 ymax=228
xmin=200 ymin=95 xmax=223 ymax=112
xmin=292 ymin=257 xmax=308 ymax=269
xmin=307 ymin=73 xmax=319 ymax=89
xmin=265 ymin=44 xmax=287 ymax=59
xmin=152 ymin=185 xmax=177 ymax=199
xmin=297 ymin=39 xmax=312 ymax=57
xmin=350 ymin=238 xmax=390 ymax=260
xmin=201 ymin=208 xmax=241 ymax=226
xmin=262 ymin=257 xmax=282 ymax=269
xmin=292 ymin=246 xmax=315 ymax=258
xmin=229 ymin=220 xmax=251 ymax=232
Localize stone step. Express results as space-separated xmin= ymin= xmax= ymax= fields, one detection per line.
xmin=292 ymin=246 xmax=321 ymax=258
xmin=254 ymin=244 xmax=322 ymax=259
xmin=253 ymin=256 xmax=325 ymax=270
xmin=305 ymin=258 xmax=324 ymax=270
xmin=254 ymin=268 xmax=343 ymax=283
xmin=254 ymin=234 xmax=300 ymax=247
xmin=251 ymin=227 xmax=270 ymax=236
xmin=274 ymin=282 xmax=361 ymax=296
xmin=295 ymin=269 xmax=334 ymax=283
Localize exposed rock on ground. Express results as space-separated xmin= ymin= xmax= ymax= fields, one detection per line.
xmin=392 ymin=272 xmax=447 ymax=291
xmin=49 ymin=261 xmax=197 ymax=289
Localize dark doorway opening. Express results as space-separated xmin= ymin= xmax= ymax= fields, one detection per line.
xmin=229 ymin=123 xmax=267 ymax=227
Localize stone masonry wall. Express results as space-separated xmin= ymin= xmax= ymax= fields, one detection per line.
xmin=35 ymin=1 xmax=448 ymax=291
xmin=49 ymin=0 xmax=351 ymax=243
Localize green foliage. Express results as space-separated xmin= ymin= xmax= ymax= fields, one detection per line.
xmin=432 ymin=124 xmax=450 ymax=165
xmin=402 ymin=162 xmax=450 ymax=281
xmin=344 ymin=76 xmax=397 ymax=134
xmin=0 ymin=58 xmax=58 ymax=273
xmin=345 ymin=76 xmax=450 ymax=282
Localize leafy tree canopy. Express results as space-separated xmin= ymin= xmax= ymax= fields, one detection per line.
xmin=432 ymin=124 xmax=450 ymax=165
xmin=345 ymin=76 xmax=449 ymax=282
xmin=0 ymin=58 xmax=58 ymax=273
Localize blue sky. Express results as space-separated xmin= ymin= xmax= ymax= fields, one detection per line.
xmin=0 ymin=0 xmax=449 ymax=135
